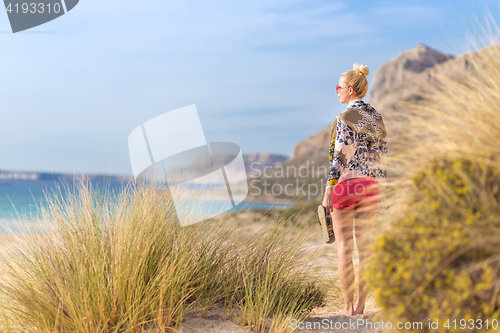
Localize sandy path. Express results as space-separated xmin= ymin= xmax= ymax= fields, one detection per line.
xmin=176 ymin=302 xmax=384 ymax=333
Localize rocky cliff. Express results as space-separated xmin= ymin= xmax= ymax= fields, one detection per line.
xmin=370 ymin=44 xmax=453 ymax=103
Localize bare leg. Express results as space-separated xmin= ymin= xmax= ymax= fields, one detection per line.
xmin=332 ymin=207 xmax=355 ymax=316
xmin=353 ymin=196 xmax=378 ymax=315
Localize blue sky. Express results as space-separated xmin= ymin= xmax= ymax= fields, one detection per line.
xmin=1 ymin=0 xmax=500 ymax=175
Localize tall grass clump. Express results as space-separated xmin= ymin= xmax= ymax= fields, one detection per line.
xmin=233 ymin=223 xmax=324 ymax=332
xmin=0 ymin=181 xmax=324 ymax=333
xmin=366 ymin=35 xmax=500 ymax=331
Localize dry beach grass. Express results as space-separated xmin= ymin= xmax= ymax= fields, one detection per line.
xmin=0 ymin=183 xmax=329 ymax=333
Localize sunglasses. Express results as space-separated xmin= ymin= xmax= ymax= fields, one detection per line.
xmin=336 ymin=84 xmax=357 ymax=92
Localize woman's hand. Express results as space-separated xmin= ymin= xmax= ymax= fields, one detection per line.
xmin=322 ymin=187 xmax=334 ymax=214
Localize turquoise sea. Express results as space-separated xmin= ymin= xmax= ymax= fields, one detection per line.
xmin=0 ymin=176 xmax=290 ymax=233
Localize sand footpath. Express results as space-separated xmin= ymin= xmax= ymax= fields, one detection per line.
xmin=174 ymin=302 xmax=383 ymax=333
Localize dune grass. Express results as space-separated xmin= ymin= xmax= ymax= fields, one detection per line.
xmin=366 ymin=32 xmax=500 ymax=331
xmin=0 ymin=181 xmax=325 ymax=333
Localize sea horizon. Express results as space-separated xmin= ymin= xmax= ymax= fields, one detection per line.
xmin=0 ymin=172 xmax=291 ymax=234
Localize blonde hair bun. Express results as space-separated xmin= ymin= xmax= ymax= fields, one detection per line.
xmin=353 ymin=63 xmax=369 ymax=77
xmin=342 ymin=63 xmax=370 ymax=98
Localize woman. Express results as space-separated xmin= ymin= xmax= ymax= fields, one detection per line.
xmin=321 ymin=63 xmax=388 ymax=316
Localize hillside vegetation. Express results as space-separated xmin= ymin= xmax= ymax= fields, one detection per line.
xmin=367 ymin=41 xmax=500 ymax=332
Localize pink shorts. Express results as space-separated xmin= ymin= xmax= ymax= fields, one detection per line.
xmin=331 ymin=177 xmax=379 ymax=211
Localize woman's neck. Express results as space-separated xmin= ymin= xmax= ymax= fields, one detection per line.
xmin=347 ymin=98 xmax=362 ymax=107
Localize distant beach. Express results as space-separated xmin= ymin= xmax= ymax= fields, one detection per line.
xmin=0 ymin=173 xmax=290 ymax=234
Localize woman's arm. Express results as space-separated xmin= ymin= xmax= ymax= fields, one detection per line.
xmin=377 ymin=130 xmax=389 ymax=187
xmin=326 ymin=118 xmax=356 ymax=185
xmin=323 ymin=118 xmax=356 ymax=212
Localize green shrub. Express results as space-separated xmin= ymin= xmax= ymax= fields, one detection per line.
xmin=368 ymin=158 xmax=500 ymax=332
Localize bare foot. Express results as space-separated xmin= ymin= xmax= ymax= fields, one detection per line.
xmin=353 ymin=305 xmax=364 ymax=315
xmin=342 ymin=304 xmax=354 ymax=316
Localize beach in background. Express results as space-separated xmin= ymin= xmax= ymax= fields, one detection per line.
xmin=0 ymin=174 xmax=290 ymax=234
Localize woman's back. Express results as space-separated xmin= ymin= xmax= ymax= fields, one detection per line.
xmin=330 ymin=100 xmax=388 ymax=183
